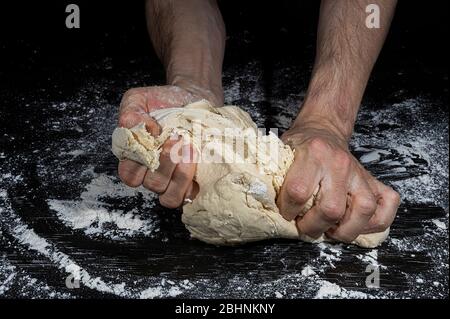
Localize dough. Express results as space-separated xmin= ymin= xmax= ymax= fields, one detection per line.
xmin=112 ymin=100 xmax=389 ymax=248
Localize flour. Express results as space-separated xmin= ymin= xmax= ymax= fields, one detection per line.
xmin=432 ymin=219 xmax=447 ymax=230
xmin=47 ymin=174 xmax=159 ymax=240
xmin=315 ymin=281 xmax=369 ymax=299
xmin=318 ymin=243 xmax=343 ymax=268
xmin=356 ymin=249 xmax=385 ymax=269
xmin=0 ymin=263 xmax=16 ymax=296
xmin=14 ymin=225 xmax=50 ymax=255
xmin=0 ymin=256 xmax=72 ymax=298
xmin=301 ymin=265 xmax=316 ymax=277
xmin=389 ymin=237 xmax=427 ymax=251
xmin=3 ymin=203 xmax=192 ymax=298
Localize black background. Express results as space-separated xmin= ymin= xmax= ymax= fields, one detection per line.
xmin=0 ymin=0 xmax=448 ymax=101
xmin=0 ymin=1 xmax=448 ymax=300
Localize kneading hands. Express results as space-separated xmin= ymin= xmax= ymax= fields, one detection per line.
xmin=117 ymin=0 xmax=400 ymax=244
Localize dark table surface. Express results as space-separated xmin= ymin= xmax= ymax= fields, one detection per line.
xmin=0 ymin=1 xmax=448 ymax=299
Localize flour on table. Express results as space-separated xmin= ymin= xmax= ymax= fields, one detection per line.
xmin=112 ymin=100 xmax=390 ymax=248
xmin=47 ymin=174 xmax=159 ymax=240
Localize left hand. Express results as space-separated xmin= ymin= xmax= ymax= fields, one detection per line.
xmin=117 ymin=85 xmax=200 ymax=208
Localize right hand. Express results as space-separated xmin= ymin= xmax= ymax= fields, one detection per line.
xmin=277 ymin=121 xmax=400 ymax=243
xmin=117 ymin=85 xmax=201 ymax=208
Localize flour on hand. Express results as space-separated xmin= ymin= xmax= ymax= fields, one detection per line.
xmin=112 ymin=100 xmax=389 ymax=248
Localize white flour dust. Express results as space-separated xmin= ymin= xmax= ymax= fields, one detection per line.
xmin=0 ymin=189 xmax=192 ymax=298
xmin=318 ymin=243 xmax=343 ymax=269
xmin=315 ymin=281 xmax=369 ymax=299
xmin=47 ymin=174 xmax=159 ymax=240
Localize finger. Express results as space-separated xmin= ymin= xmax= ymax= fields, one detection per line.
xmin=159 ymin=145 xmax=197 ymax=208
xmin=142 ymin=138 xmax=180 ymax=193
xmin=119 ymin=88 xmax=161 ymax=135
xmin=363 ymin=181 xmax=400 ymax=233
xmin=119 ymin=87 xmax=149 ymax=113
xmin=296 ymin=155 xmax=350 ymax=239
xmin=118 ymin=159 xmax=147 ymax=188
xmin=277 ymin=153 xmax=321 ymax=221
xmin=326 ymin=175 xmax=377 ymax=243
xmin=118 ymin=111 xmax=161 ymax=136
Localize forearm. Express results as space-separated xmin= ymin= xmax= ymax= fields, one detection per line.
xmin=146 ymin=0 xmax=225 ymax=106
xmin=295 ymin=0 xmax=397 ymax=141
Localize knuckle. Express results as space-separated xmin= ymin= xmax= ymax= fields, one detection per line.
xmin=120 ymin=88 xmax=147 ymax=113
xmin=334 ymin=150 xmax=351 ymax=167
xmin=277 ymin=198 xmax=298 ymax=222
xmin=119 ymin=171 xmax=142 ymax=188
xmin=373 ymin=216 xmax=391 ymax=231
xmin=286 ymin=182 xmax=311 ymax=203
xmin=354 ymin=196 xmax=377 ymax=217
xmin=118 ymin=162 xmax=145 ymax=187
xmin=118 ymin=112 xmax=133 ymax=127
xmin=159 ymin=195 xmax=182 ymax=209
xmin=309 ymin=137 xmax=329 ymax=153
xmin=320 ymin=202 xmax=345 ymax=222
xmin=143 ymin=174 xmax=167 ymax=193
xmin=387 ymin=188 xmax=401 ymax=205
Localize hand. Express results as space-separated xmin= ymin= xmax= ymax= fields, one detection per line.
xmin=277 ymin=121 xmax=400 ymax=243
xmin=117 ymin=85 xmax=200 ymax=208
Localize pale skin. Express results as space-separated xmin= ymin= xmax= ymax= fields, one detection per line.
xmin=118 ymin=0 xmax=401 ymax=243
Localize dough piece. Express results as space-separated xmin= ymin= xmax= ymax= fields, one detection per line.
xmin=112 ymin=100 xmax=390 ymax=248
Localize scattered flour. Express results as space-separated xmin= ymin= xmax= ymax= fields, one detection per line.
xmin=10 ymin=218 xmax=191 ymax=298
xmin=318 ymin=243 xmax=343 ymax=268
xmin=356 ymin=249 xmax=385 ymax=269
xmin=301 ymin=265 xmax=316 ymax=277
xmin=315 ymin=281 xmax=369 ymax=299
xmin=432 ymin=219 xmax=447 ymax=230
xmin=47 ymin=174 xmax=159 ymax=240
xmin=0 ymin=171 xmax=190 ymax=298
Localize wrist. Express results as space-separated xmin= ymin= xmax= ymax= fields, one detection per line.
xmin=284 ymin=117 xmax=350 ymax=154
xmin=291 ymin=115 xmax=351 ymax=147
xmin=169 ymin=74 xmax=223 ymax=107
xmin=296 ymin=65 xmax=364 ymax=141
xmin=165 ymin=41 xmax=224 ymax=107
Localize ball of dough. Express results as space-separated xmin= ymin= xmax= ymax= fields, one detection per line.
xmin=111 ymin=100 xmax=390 ymax=248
